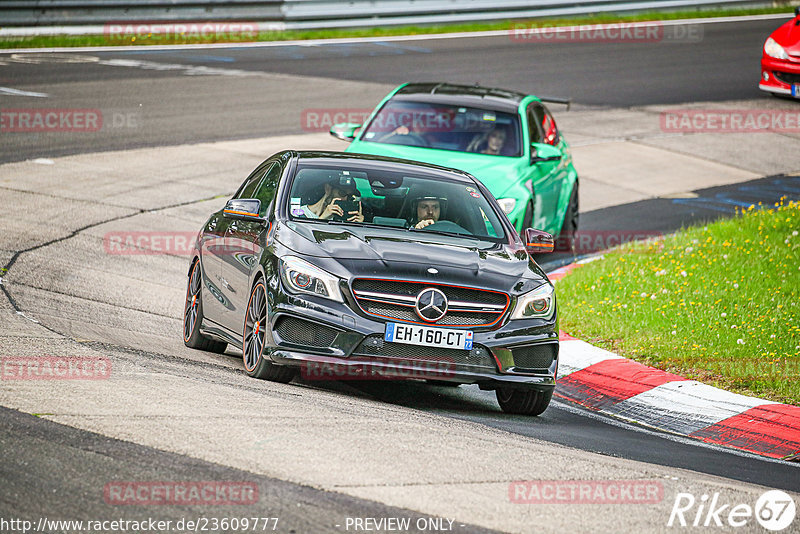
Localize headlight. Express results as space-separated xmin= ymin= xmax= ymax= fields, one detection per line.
xmin=497 ymin=198 xmax=517 ymax=214
xmin=764 ymin=37 xmax=789 ymax=60
xmin=510 ymin=283 xmax=555 ymax=320
xmin=279 ymin=256 xmax=343 ymax=302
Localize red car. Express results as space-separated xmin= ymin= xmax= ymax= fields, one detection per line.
xmin=760 ymin=8 xmax=800 ymax=98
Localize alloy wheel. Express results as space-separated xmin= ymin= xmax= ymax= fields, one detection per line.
xmin=244 ymin=283 xmax=267 ymax=372
xmin=183 ymin=262 xmax=201 ymax=342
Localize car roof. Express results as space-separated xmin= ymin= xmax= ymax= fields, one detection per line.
xmin=391 ymin=82 xmax=529 ymax=113
xmin=293 ymin=151 xmax=476 ymax=183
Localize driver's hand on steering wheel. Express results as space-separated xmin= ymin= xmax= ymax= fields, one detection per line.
xmin=414 ymin=218 xmax=436 ymax=229
xmin=393 ymin=126 xmax=410 ymax=135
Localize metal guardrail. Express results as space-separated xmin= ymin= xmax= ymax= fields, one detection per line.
xmin=281 ymin=0 xmax=767 ymax=29
xmin=0 ymin=1 xmax=283 ymax=26
xmin=0 ymin=0 xmax=775 ymax=29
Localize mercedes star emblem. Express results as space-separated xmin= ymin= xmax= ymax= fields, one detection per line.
xmin=415 ymin=287 xmax=448 ymax=322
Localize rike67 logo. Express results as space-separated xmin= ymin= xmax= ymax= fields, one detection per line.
xmin=668 ymin=490 xmax=796 ymax=531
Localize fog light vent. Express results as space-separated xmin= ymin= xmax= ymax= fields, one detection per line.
xmin=274 ymin=316 xmax=338 ymax=348
xmin=511 ymin=344 xmax=556 ymax=371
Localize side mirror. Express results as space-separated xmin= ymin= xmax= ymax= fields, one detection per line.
xmin=524 ymin=228 xmax=554 ymax=254
xmin=223 ymin=199 xmax=266 ymax=223
xmin=530 ymin=142 xmax=562 ymax=164
xmin=330 ymin=122 xmax=362 ymax=141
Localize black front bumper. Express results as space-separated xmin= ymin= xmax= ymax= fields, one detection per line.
xmin=271 ymin=349 xmax=555 ymax=390
xmin=266 ymin=293 xmax=558 ymax=391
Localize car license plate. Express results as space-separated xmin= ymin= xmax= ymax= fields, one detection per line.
xmin=385 ymin=323 xmax=473 ymax=350
xmin=793 ymin=85 xmax=800 ymax=98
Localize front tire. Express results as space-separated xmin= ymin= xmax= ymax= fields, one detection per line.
xmin=243 ymin=281 xmax=295 ymax=383
xmin=184 ymin=260 xmax=227 ymax=354
xmin=496 ymin=388 xmax=552 ymax=416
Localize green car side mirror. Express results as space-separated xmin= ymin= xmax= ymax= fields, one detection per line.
xmin=330 ymin=123 xmax=362 ymax=141
xmin=530 ymin=143 xmax=562 ymax=164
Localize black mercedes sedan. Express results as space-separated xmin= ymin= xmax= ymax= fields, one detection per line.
xmin=183 ymin=151 xmax=559 ymax=415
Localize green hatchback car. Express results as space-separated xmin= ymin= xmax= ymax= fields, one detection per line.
xmin=331 ymin=82 xmax=579 ymax=242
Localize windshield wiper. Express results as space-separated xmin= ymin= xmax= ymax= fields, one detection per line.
xmin=303 ymin=219 xmax=485 ymax=240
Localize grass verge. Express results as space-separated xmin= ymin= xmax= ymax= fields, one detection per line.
xmin=556 ymin=199 xmax=800 ymax=405
xmin=0 ymin=6 xmax=793 ymax=49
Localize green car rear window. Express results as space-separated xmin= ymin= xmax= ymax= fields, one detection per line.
xmin=361 ymin=101 xmax=522 ymax=157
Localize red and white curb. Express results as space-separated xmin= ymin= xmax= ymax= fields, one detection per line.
xmin=548 ymin=261 xmax=800 ymax=460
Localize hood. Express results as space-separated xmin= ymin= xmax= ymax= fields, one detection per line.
xmin=348 ymin=141 xmax=527 ymax=199
xmin=275 ymin=221 xmax=546 ymax=291
xmin=771 ymin=17 xmax=800 ymax=55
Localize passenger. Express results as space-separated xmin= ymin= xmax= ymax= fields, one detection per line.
xmin=300 ymin=178 xmax=364 ymax=222
xmin=467 ymin=127 xmax=507 ymax=155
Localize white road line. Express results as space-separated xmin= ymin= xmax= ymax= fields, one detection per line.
xmin=0 ymin=13 xmax=792 ymax=54
xmin=0 ymin=86 xmax=49 ymax=97
xmin=96 ymin=58 xmax=261 ymax=77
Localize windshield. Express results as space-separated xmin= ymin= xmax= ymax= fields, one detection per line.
xmin=287 ymin=162 xmax=507 ymax=242
xmin=360 ymin=100 xmax=522 ymax=157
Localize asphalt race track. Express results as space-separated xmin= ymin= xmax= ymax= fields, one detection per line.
xmin=1 ymin=15 xmax=800 ymax=533
xmin=0 ymin=17 xmax=789 ymax=163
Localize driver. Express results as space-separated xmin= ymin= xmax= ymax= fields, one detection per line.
xmin=410 ymin=195 xmax=446 ymax=229
xmin=378 ymin=116 xmax=428 ymax=145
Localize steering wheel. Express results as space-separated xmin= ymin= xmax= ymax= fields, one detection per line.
xmin=421 ymin=220 xmax=469 ymax=234
xmin=383 ymin=132 xmax=429 ymax=148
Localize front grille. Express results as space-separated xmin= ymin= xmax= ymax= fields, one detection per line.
xmin=274 ymin=316 xmax=338 ymax=348
xmin=774 ymin=71 xmax=800 ymax=85
xmin=351 ymin=279 xmax=508 ymax=328
xmin=364 ymin=304 xmax=490 ymax=326
xmin=511 ymin=344 xmax=557 ymax=371
xmin=352 ymin=335 xmax=496 ymax=372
